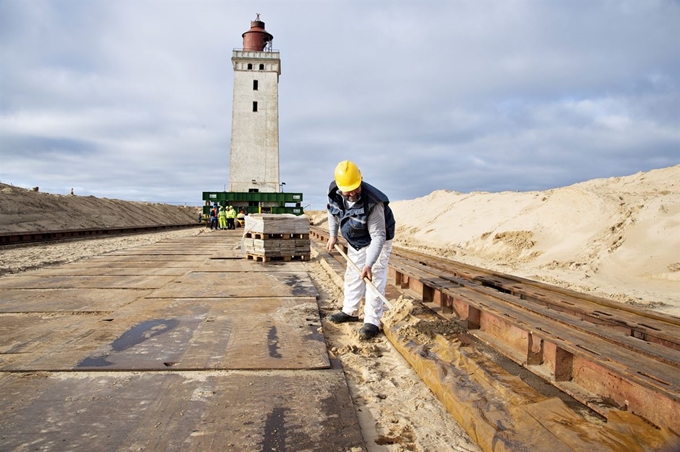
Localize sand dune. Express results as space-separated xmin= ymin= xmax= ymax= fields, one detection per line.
xmin=311 ymin=165 xmax=680 ymax=316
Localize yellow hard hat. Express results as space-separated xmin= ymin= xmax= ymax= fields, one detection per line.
xmin=334 ymin=160 xmax=362 ymax=192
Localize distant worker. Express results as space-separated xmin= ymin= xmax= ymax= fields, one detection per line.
xmin=226 ymin=206 xmax=237 ymax=229
xmin=210 ymin=207 xmax=218 ymax=230
xmin=218 ymin=206 xmax=227 ymax=230
xmin=326 ymin=160 xmax=396 ymax=340
xmin=236 ymin=209 xmax=246 ymax=228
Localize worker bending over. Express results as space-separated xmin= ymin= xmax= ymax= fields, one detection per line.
xmin=326 ymin=160 xmax=395 ymax=340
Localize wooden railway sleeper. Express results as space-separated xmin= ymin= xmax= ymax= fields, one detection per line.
xmin=473 ymin=274 xmax=680 ymax=352
xmin=384 ymin=256 xmax=680 ymax=432
xmin=392 ymin=243 xmax=680 ymax=340
xmin=389 ymin=255 xmax=680 ymax=368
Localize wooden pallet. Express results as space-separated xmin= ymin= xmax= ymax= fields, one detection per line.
xmin=246 ymin=253 xmax=311 ymax=263
xmin=244 ymin=233 xmax=310 ymax=240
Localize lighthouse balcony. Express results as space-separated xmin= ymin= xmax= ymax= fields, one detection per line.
xmin=233 ymin=49 xmax=280 ymax=59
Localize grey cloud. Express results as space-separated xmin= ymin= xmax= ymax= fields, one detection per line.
xmin=1 ymin=0 xmax=678 ymax=211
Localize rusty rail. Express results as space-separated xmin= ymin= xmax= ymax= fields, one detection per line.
xmin=0 ymin=224 xmax=203 ymax=246
xmin=310 ymin=226 xmax=680 ymax=432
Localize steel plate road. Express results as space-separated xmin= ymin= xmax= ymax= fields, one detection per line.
xmin=0 ymin=231 xmax=364 ymax=450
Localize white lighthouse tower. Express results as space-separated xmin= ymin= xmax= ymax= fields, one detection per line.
xmin=228 ymin=15 xmax=280 ymax=193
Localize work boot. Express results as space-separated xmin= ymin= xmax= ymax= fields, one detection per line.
xmin=358 ymin=323 xmax=380 ymax=340
xmin=328 ymin=311 xmax=360 ymax=323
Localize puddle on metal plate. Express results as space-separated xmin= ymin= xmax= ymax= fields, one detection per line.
xmin=77 ymin=319 xmax=179 ymax=368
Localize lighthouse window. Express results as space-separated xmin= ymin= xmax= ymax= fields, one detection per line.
xmin=252 ymin=101 xmax=258 ymax=112
xmin=253 ymin=80 xmax=258 ymax=90
xmin=247 ymin=63 xmax=253 ymax=70
xmin=259 ymin=64 xmax=264 ymax=70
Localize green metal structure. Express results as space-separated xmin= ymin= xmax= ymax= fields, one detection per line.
xmin=201 ymin=191 xmax=304 ymax=216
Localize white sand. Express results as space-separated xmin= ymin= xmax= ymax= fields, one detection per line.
xmin=386 ymin=165 xmax=680 ymax=316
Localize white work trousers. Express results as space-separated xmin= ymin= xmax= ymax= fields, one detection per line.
xmin=341 ymin=240 xmax=393 ymax=327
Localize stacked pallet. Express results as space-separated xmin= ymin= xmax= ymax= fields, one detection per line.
xmin=242 ymin=214 xmax=310 ymax=262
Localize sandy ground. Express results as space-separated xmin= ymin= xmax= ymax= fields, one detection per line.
xmin=1 ymin=165 xmax=678 ymax=451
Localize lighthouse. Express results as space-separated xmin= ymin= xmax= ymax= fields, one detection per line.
xmin=229 ymin=15 xmax=281 ymax=193
xmin=201 ymin=16 xmax=302 ymax=216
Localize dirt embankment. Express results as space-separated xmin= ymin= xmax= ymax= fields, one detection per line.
xmin=0 ymin=183 xmax=200 ymax=233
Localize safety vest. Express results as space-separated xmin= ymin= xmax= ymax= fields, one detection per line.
xmin=226 ymin=208 xmax=236 ymax=219
xmin=327 ymin=181 xmax=395 ymax=250
xmin=218 ymin=209 xmax=226 ymax=218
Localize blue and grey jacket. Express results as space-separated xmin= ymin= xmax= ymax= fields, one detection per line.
xmin=327 ymin=181 xmax=396 ymax=250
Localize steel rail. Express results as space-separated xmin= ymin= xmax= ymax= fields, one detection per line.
xmin=309 ymin=225 xmax=680 ymax=432
xmin=0 ymin=224 xmax=203 ymax=246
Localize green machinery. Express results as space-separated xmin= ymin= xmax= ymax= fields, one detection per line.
xmin=201 ymin=191 xmax=304 ymax=217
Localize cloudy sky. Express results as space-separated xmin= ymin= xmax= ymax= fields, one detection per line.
xmin=1 ymin=1 xmax=678 ymax=209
